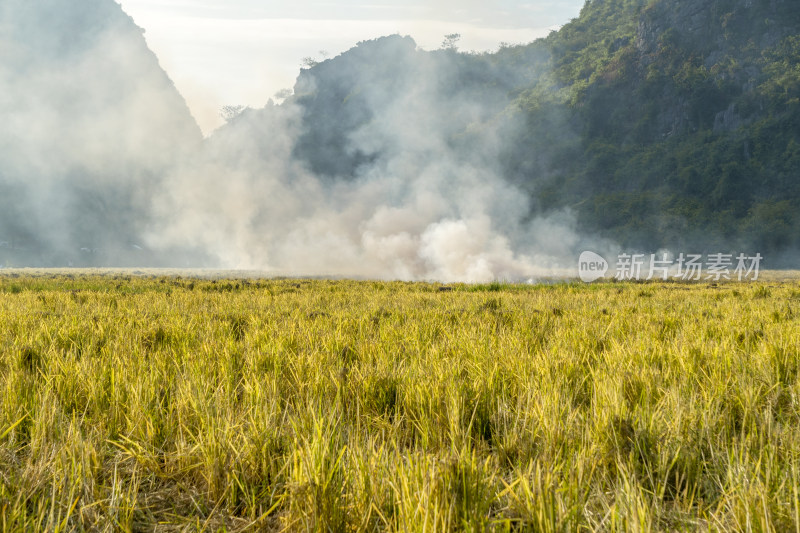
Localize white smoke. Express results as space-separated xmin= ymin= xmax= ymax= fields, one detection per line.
xmin=148 ymin=38 xmax=598 ymax=281
xmin=0 ymin=0 xmax=200 ymax=263
xmin=1 ymin=2 xmax=610 ymax=279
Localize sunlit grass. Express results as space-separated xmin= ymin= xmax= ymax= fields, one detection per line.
xmin=1 ymin=274 xmax=799 ymax=531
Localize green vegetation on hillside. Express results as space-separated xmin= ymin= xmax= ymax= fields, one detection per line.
xmin=2 ymin=0 xmax=798 ymax=266
xmin=517 ymin=0 xmax=800 ymax=253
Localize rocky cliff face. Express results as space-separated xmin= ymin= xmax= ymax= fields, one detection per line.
xmin=0 ymin=0 xmax=201 ymax=265
xmin=636 ymin=0 xmax=794 ymax=56
xmin=624 ymin=0 xmax=798 ymax=139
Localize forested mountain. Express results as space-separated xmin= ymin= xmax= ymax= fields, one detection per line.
xmin=215 ymin=0 xmax=799 ymax=264
xmin=518 ymin=0 xmax=800 ymax=253
xmin=1 ymin=0 xmax=798 ymax=271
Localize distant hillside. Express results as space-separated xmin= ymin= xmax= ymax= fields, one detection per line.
xmin=2 ymin=0 xmax=797 ymax=270
xmin=215 ymin=0 xmax=799 ymax=262
xmin=0 ymin=0 xmax=202 ymax=266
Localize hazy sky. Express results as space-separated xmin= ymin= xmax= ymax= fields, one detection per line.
xmin=116 ymin=0 xmax=586 ymax=133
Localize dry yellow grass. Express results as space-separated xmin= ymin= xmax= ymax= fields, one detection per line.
xmin=1 ymin=273 xmax=799 ymax=531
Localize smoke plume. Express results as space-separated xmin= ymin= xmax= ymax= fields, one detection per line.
xmin=149 ymin=36 xmax=603 ymax=281
xmin=1 ymin=3 xmax=611 ymax=280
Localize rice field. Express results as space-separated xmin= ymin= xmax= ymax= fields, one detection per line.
xmin=1 ymin=273 xmax=800 ymax=531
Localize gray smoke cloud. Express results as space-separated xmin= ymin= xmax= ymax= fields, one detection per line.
xmin=0 ymin=0 xmax=200 ymax=266
xmin=1 ymin=2 xmax=614 ymax=280
xmin=148 ymin=36 xmax=613 ymax=281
